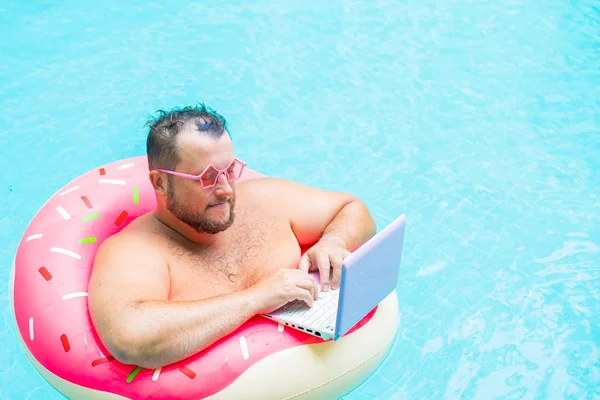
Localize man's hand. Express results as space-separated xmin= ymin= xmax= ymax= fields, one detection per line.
xmin=298 ymin=237 xmax=351 ymax=292
xmin=249 ymin=269 xmax=320 ymax=314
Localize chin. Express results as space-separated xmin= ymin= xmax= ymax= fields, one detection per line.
xmin=196 ymin=211 xmax=235 ymax=235
xmin=201 ymin=222 xmax=233 ymax=235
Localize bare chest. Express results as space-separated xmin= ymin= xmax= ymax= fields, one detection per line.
xmin=164 ymin=210 xmax=301 ymax=301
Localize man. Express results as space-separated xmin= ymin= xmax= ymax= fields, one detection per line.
xmin=88 ymin=104 xmax=376 ymax=369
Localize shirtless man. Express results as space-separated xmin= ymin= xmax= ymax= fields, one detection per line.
xmin=88 ymin=105 xmax=376 ymax=369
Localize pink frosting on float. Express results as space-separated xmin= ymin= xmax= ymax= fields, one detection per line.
xmin=13 ymin=155 xmax=375 ymax=400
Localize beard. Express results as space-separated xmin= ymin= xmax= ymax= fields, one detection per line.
xmin=166 ymin=182 xmax=236 ymax=234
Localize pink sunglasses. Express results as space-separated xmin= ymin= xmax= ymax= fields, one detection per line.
xmin=156 ymin=158 xmax=247 ymax=189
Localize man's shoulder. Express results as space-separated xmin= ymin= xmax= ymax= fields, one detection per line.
xmin=95 ymin=214 xmax=163 ymax=258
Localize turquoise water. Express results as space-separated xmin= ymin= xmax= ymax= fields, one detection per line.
xmin=1 ymin=0 xmax=599 ymax=398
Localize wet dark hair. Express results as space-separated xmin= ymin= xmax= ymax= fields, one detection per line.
xmin=146 ymin=103 xmax=229 ymax=171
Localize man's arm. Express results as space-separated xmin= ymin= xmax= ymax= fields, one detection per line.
xmin=252 ymin=177 xmax=376 ymax=249
xmin=88 ymin=234 xmax=318 ymax=369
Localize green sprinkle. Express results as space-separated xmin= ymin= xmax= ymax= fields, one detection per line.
xmin=82 ymin=212 xmax=100 ymax=222
xmin=78 ymin=237 xmax=97 ymax=244
xmin=126 ymin=366 xmax=142 ymax=383
xmin=132 ymin=185 xmax=139 ymax=205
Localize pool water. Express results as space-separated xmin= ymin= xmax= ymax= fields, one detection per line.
xmin=1 ymin=0 xmax=599 ymax=399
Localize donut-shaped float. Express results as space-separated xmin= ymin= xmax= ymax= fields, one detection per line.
xmin=9 ymin=155 xmax=400 ymax=400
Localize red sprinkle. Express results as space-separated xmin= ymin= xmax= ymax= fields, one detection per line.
xmin=179 ymin=366 xmax=196 ymax=379
xmin=38 ymin=267 xmax=52 ymax=281
xmin=60 ymin=334 xmax=70 ymax=352
xmin=115 ymin=211 xmax=128 ymax=226
xmin=81 ymin=196 xmax=93 ymax=209
xmin=91 ymin=356 xmax=115 ymax=367
xmin=99 ymin=168 xmax=106 ymax=175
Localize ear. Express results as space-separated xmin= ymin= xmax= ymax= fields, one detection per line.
xmin=149 ymin=170 xmax=168 ymax=196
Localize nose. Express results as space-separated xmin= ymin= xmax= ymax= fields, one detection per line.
xmin=213 ymin=171 xmax=234 ymax=194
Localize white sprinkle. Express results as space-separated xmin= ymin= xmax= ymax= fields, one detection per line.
xmin=50 ymin=247 xmax=82 ymax=259
xmin=61 ymin=292 xmax=88 ymax=300
xmin=278 ymin=324 xmax=284 ymax=332
xmin=152 ymin=368 xmax=161 ymax=381
xmin=117 ymin=163 xmax=134 ymax=170
xmin=99 ymin=179 xmax=126 ymax=185
xmin=56 ymin=206 xmax=71 ymax=220
xmin=59 ymin=186 xmax=79 ymax=196
xmin=25 ymin=233 xmax=43 ymax=242
xmin=239 ymin=336 xmax=249 ymax=360
xmin=29 ymin=317 xmax=34 ymax=341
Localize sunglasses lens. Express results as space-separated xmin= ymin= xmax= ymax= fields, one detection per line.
xmin=200 ymin=160 xmax=245 ymax=187
xmin=227 ymin=160 xmax=244 ymax=180
xmin=200 ymin=166 xmax=218 ymax=187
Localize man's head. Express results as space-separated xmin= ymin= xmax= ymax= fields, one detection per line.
xmin=146 ymin=104 xmax=239 ymax=235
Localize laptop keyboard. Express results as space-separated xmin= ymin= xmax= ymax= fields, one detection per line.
xmin=268 ymin=288 xmax=340 ymax=332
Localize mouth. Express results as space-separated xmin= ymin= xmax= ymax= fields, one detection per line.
xmin=207 ymin=200 xmax=229 ymax=209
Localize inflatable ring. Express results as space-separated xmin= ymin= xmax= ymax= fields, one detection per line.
xmin=9 ymin=155 xmax=400 ymax=400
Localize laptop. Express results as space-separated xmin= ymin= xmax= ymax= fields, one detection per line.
xmin=262 ymin=214 xmax=406 ymax=341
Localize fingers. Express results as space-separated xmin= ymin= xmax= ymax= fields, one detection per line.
xmin=297 ymin=257 xmax=318 ymax=299
xmin=296 ymin=288 xmax=315 ymax=307
xmin=313 ymin=251 xmax=331 ymax=291
xmin=330 ymin=252 xmax=343 ymax=290
xmin=330 ymin=249 xmax=351 ymax=289
xmin=312 ymin=276 xmax=319 ymax=300
xmin=296 ymin=243 xmax=352 ymax=293
xmin=294 ymin=278 xmax=317 ymax=306
xmin=298 ymin=254 xmax=311 ymax=273
xmin=294 ymin=274 xmax=319 ymax=301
